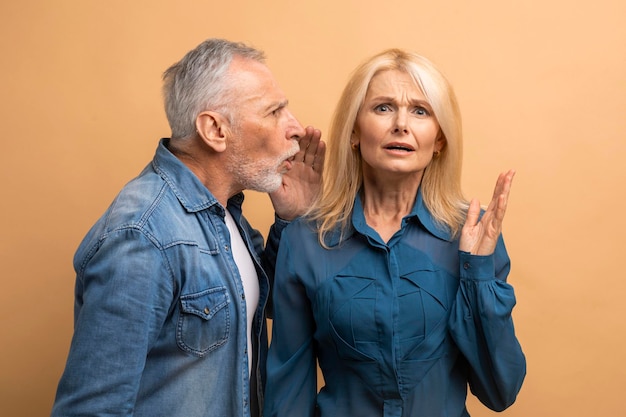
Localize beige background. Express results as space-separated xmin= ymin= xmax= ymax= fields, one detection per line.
xmin=2 ymin=0 xmax=625 ymax=416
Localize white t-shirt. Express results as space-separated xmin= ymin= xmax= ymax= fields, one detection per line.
xmin=224 ymin=210 xmax=259 ymax=377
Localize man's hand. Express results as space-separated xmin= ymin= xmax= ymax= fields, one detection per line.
xmin=459 ymin=169 xmax=515 ymax=255
xmin=270 ymin=126 xmax=325 ymax=221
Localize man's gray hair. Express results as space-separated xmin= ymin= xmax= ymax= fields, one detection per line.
xmin=162 ymin=38 xmax=266 ymax=139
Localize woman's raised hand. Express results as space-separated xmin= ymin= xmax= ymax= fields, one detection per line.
xmin=459 ymin=169 xmax=515 ymax=256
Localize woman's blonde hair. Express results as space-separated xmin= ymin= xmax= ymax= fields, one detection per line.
xmin=309 ymin=48 xmax=467 ymax=247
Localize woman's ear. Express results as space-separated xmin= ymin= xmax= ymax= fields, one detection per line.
xmin=435 ymin=130 xmax=446 ymax=152
xmin=350 ymin=129 xmax=360 ymax=148
xmin=195 ymin=111 xmax=230 ymax=153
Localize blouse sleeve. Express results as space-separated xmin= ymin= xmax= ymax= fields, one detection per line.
xmin=263 ymin=229 xmax=318 ymax=417
xmin=261 ymin=215 xmax=291 ymax=319
xmin=448 ymin=235 xmax=526 ymax=411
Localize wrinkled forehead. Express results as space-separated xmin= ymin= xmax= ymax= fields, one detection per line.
xmin=364 ymin=69 xmax=428 ymax=103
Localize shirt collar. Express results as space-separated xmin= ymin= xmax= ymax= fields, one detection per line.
xmin=411 ymin=188 xmax=453 ymax=242
xmin=325 ymin=187 xmax=453 ymax=246
xmin=152 ymin=138 xmax=244 ymax=214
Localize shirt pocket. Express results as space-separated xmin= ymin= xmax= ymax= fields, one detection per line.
xmin=177 ymin=287 xmax=230 ymax=357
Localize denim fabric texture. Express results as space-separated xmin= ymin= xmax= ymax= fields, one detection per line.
xmin=264 ymin=190 xmax=526 ymax=417
xmin=52 ymin=138 xmax=285 ymax=417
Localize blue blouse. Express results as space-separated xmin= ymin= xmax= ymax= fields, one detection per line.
xmin=264 ymin=190 xmax=526 ymax=417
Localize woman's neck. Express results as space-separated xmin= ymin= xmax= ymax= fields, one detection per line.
xmin=361 ymin=178 xmax=420 ymax=243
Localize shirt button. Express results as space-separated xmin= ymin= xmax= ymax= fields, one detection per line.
xmin=241 ymin=293 xmax=246 ymax=300
xmin=224 ymin=245 xmax=230 ymax=251
xmin=463 ymin=262 xmax=471 ymax=270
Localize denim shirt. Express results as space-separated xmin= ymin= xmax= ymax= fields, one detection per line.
xmin=264 ymin=190 xmax=526 ymax=417
xmin=52 ymin=139 xmax=285 ymax=417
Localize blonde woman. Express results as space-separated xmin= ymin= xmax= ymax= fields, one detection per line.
xmin=264 ymin=49 xmax=526 ymax=417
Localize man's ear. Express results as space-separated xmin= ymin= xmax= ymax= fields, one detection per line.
xmin=195 ymin=111 xmax=231 ymax=153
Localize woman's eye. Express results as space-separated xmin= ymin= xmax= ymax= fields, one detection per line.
xmin=414 ymin=106 xmax=431 ymax=116
xmin=374 ymin=104 xmax=390 ymax=112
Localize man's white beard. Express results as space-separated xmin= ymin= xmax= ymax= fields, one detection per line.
xmin=237 ymin=157 xmax=285 ymax=193
xmin=229 ymin=142 xmax=299 ymax=193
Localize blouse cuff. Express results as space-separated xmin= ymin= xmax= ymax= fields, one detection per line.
xmin=459 ymin=251 xmax=495 ymax=280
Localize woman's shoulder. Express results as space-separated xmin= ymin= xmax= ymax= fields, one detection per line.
xmin=284 ymin=216 xmax=319 ymax=238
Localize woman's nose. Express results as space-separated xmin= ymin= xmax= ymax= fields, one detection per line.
xmin=393 ymin=111 xmax=409 ymax=134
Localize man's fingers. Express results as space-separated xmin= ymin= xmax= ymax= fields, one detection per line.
xmin=302 ymin=127 xmax=322 ymax=166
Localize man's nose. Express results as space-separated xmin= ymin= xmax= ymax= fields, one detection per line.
xmin=286 ymin=111 xmax=306 ymax=140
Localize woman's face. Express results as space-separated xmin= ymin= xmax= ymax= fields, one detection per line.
xmin=354 ymin=69 xmax=443 ymax=183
